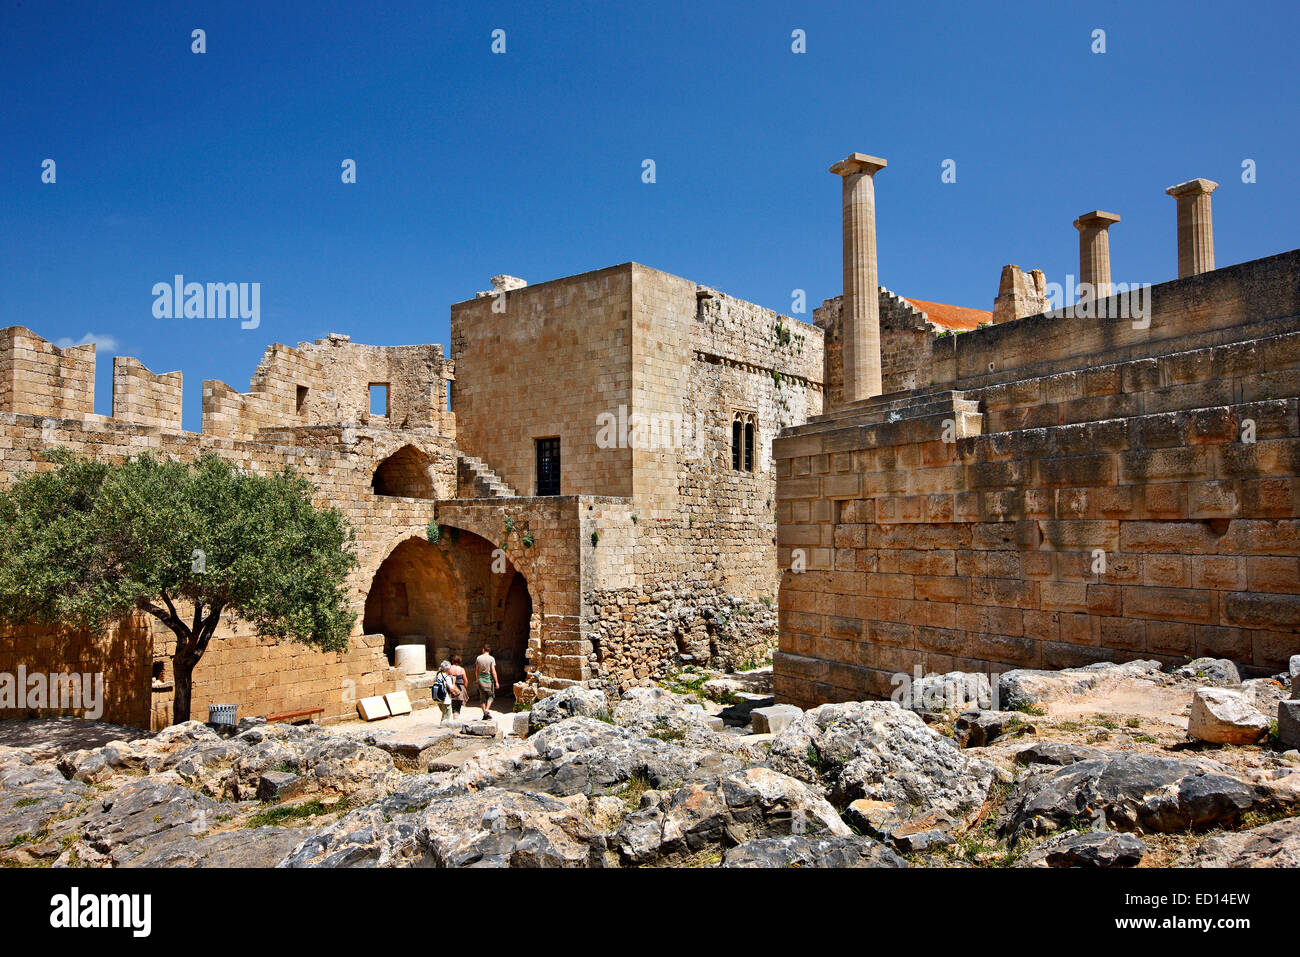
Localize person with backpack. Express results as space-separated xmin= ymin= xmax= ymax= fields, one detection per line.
xmin=431 ymin=660 xmax=455 ymax=722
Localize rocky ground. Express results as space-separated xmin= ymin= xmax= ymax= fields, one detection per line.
xmin=2 ymin=657 xmax=1298 ymax=868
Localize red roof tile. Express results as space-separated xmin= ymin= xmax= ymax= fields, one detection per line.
xmin=903 ymin=298 xmax=991 ymax=332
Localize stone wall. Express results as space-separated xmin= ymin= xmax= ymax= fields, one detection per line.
xmin=775 ymin=249 xmax=1300 ymax=710
xmin=112 ymin=356 xmax=183 ymax=430
xmin=451 ymin=265 xmax=635 ymax=498
xmin=816 ymin=289 xmax=943 ymax=406
xmin=0 ymin=327 xmax=96 ymax=420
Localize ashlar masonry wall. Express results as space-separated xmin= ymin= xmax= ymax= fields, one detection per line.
xmin=775 ymin=249 xmax=1300 ymax=709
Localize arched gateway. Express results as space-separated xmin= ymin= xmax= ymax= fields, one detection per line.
xmin=362 ymin=530 xmax=532 ymax=694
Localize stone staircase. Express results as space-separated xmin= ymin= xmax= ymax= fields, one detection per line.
xmin=457 ymin=454 xmax=517 ymax=499
xmin=795 ymin=388 xmax=981 ymax=434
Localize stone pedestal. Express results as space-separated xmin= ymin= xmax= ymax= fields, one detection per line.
xmin=394 ymin=644 xmax=427 ymax=676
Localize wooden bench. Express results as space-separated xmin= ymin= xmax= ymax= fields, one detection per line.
xmin=265 ymin=707 xmax=325 ymax=726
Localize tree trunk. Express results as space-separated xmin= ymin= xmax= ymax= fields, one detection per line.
xmin=172 ymin=656 xmax=195 ymax=725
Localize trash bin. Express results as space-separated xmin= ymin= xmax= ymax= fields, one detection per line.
xmin=208 ymin=703 xmax=237 ymax=727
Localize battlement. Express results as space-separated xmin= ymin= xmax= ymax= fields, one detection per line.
xmin=0 ymin=327 xmax=97 ymax=420
xmin=0 ymin=326 xmax=456 ymax=441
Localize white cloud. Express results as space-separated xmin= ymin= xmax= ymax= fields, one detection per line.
xmin=53 ymin=333 xmax=120 ymax=352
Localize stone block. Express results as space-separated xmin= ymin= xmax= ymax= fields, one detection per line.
xmin=384 ymin=691 xmax=413 ymax=716
xmin=1279 ymin=700 xmax=1300 ymax=750
xmin=357 ymin=696 xmax=390 ymax=721
xmin=750 ymin=704 xmax=802 ymax=735
xmin=1187 ymin=688 xmax=1268 ymax=745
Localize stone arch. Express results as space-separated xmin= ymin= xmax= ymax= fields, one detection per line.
xmin=362 ymin=526 xmax=534 ymax=696
xmin=372 ymin=443 xmax=437 ymax=498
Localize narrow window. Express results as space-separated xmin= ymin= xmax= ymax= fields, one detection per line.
xmin=536 ymin=437 xmax=561 ymax=496
xmin=296 ymin=385 xmax=308 ymax=415
xmin=744 ymin=421 xmax=755 ymax=472
xmin=369 ymin=383 xmax=388 ymax=417
xmin=732 ymin=420 xmax=742 ymax=470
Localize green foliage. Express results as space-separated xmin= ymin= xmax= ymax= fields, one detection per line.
xmin=503 ymin=515 xmax=515 ymax=535
xmin=591 ymin=530 xmax=600 ymax=547
xmin=521 ymin=531 xmax=534 ymax=548
xmin=426 ymin=520 xmax=441 ymax=544
xmin=0 ymin=450 xmax=359 ymax=720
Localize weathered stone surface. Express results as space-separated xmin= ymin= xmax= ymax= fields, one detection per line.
xmin=1174 ymin=657 xmax=1242 ymax=687
xmin=750 ymin=704 xmax=802 ymax=735
xmin=280 ymin=782 xmax=607 ymax=868
xmin=954 ymin=710 xmax=1029 ymax=748
xmin=1187 ymin=687 xmax=1268 ymax=745
xmin=722 ymin=834 xmax=906 ymax=868
xmin=451 ymin=716 xmax=745 ymax=799
xmin=899 ymin=671 xmax=993 ymax=713
xmin=258 ymin=770 xmax=303 ymax=802
xmin=999 ymin=660 xmax=1163 ymax=712
xmin=528 ymin=686 xmax=610 ymax=732
xmin=1178 ymin=816 xmax=1300 ymax=867
xmin=765 ymin=701 xmax=993 ymax=847
xmin=1021 ymin=830 xmax=1146 ymax=868
xmin=1001 ymin=754 xmax=1272 ymax=838
xmin=1241 ymin=677 xmax=1290 ymax=717
xmin=1278 ymin=700 xmax=1300 ymax=751
xmin=1013 ymin=742 xmax=1106 ymax=767
xmin=612 ymin=767 xmax=849 ymax=866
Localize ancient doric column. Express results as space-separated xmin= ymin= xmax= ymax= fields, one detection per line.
xmin=1073 ymin=210 xmax=1121 ymax=301
xmin=830 ymin=153 xmax=887 ymax=403
xmin=1165 ymin=178 xmax=1218 ymax=278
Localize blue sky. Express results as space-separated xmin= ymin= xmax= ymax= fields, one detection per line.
xmin=2 ymin=0 xmax=1296 ymax=431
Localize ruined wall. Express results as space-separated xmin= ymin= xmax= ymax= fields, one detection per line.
xmin=775 ymin=250 xmax=1300 ymax=709
xmin=112 ymin=356 xmax=183 ymax=430
xmin=0 ymin=326 xmax=472 ymax=728
xmin=816 ymin=289 xmax=943 ymax=406
xmin=204 ymin=334 xmax=454 ymax=441
xmin=0 ymin=327 xmax=96 ymax=420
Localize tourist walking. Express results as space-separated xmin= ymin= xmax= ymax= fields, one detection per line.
xmin=474 ymin=645 xmax=498 ymax=718
xmin=432 ymin=659 xmax=455 ymax=722
xmin=447 ymin=654 xmax=468 ymax=718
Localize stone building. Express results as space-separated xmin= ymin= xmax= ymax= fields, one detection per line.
xmin=9 ymin=156 xmax=1258 ymax=730
xmin=8 ymin=257 xmax=969 ymax=728
xmin=774 ymin=158 xmax=1300 ymax=709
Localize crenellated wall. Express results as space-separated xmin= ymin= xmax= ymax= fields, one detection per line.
xmin=112 ymin=356 xmax=183 ymax=430
xmin=0 ymin=327 xmax=97 ymax=420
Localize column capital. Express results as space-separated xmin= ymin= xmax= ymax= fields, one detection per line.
xmin=830 ymin=153 xmax=887 ymax=177
xmin=1166 ymin=178 xmax=1218 ymax=198
xmin=1074 ymin=210 xmax=1121 ymax=231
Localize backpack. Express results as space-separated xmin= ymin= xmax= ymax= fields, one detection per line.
xmin=431 ymin=674 xmax=450 ymax=703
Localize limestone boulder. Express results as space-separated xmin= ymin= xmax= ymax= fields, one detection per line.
xmin=280 ymin=782 xmax=607 ymax=868
xmin=527 ymin=686 xmax=610 ymax=732
xmin=450 ymin=716 xmax=746 ymax=799
xmin=722 ymin=834 xmax=906 ymax=868
xmin=1174 ymin=657 xmax=1242 ymax=687
xmin=612 ymin=767 xmax=850 ymax=866
xmin=998 ymin=660 xmax=1163 ymax=711
xmin=1187 ymin=687 xmax=1268 ymax=745
xmin=1177 ymin=816 xmax=1300 ymax=867
xmin=1001 ymin=754 xmax=1272 ymax=838
xmin=1021 ymin=830 xmax=1146 ymax=868
xmin=765 ymin=700 xmax=994 ymax=848
xmin=1012 ymin=742 xmax=1106 ymax=767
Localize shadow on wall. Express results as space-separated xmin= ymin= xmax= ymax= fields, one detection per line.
xmin=362 ymin=531 xmax=531 ymax=686
xmin=372 ymin=444 xmax=438 ymax=498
